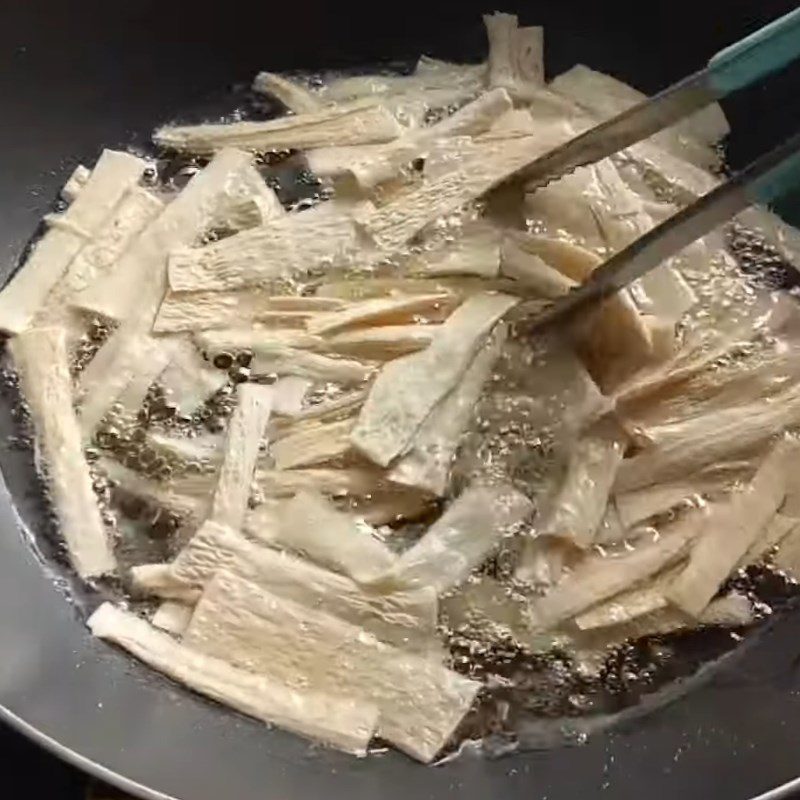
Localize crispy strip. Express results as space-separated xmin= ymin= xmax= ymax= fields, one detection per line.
xmin=389 ymin=324 xmax=505 ymax=495
xmin=379 ymin=483 xmax=532 ymax=593
xmin=89 ymin=603 xmax=378 ymax=756
xmin=154 ymin=290 xmax=339 ymax=333
xmin=142 ymin=520 xmax=439 ymax=652
xmin=271 ymin=417 xmax=353 ymax=470
xmin=615 ymin=386 xmax=800 ymax=492
xmin=667 ymin=439 xmax=798 ymax=616
xmin=52 ymin=187 xmax=163 ymax=323
xmin=154 ymin=103 xmax=403 ymax=154
xmin=360 ymin=124 xmax=574 ymax=251
xmin=278 ymin=491 xmax=396 ymax=582
xmin=536 ymin=420 xmax=627 ymax=549
xmin=185 ymin=571 xmax=478 ymax=762
xmin=352 ymin=292 xmax=518 ymax=467
xmin=529 ymin=520 xmax=698 ymax=630
xmin=324 ymin=324 xmax=438 ymax=361
xmin=209 ymin=383 xmax=273 ymax=530
xmin=78 ymin=147 xmax=255 ymax=324
xmin=0 ymin=150 xmax=146 ymax=334
xmin=167 ymin=203 xmax=372 ymax=293
xmin=308 ymin=293 xmax=456 ymax=336
xmin=12 ymin=328 xmax=115 ymax=577
xmin=251 ymin=72 xmax=323 ymax=114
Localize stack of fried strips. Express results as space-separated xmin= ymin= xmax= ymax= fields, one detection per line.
xmin=6 ymin=10 xmax=800 ymax=761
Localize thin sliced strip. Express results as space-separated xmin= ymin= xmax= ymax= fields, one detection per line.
xmin=12 ymin=328 xmax=114 ymax=577
xmin=196 ymin=327 xmax=324 ymax=356
xmin=352 ymin=292 xmax=518 ymax=467
xmin=360 ymin=124 xmax=574 ymax=251
xmin=251 ymin=347 xmax=374 ymax=385
xmin=154 ymin=290 xmax=338 ymax=333
xmin=324 ymin=325 xmax=438 ymax=361
xmin=163 ymin=520 xmax=438 ymax=652
xmin=536 ymin=419 xmax=627 ymax=549
xmin=379 ymin=483 xmax=532 ymax=593
xmin=272 ymin=389 xmax=367 ymax=431
xmin=185 ymin=571 xmax=478 ymax=762
xmin=167 ymin=203 xmax=371 ymax=293
xmin=154 ymin=103 xmax=403 ymax=154
xmin=89 ymin=603 xmax=378 ymax=756
xmin=78 ymin=147 xmax=255 ymax=324
xmin=411 ymin=223 xmax=502 ymax=280
xmin=614 ymin=463 xmax=749 ymax=529
xmin=278 ymin=491 xmax=396 ymax=582
xmin=152 ymin=601 xmax=195 ymax=635
xmin=573 ymin=564 xmax=686 ymax=630
xmin=271 ymin=417 xmax=353 ymax=470
xmin=251 ymin=72 xmax=324 ymax=114
xmin=209 ymin=383 xmax=273 ymax=530
xmin=528 ymin=519 xmax=698 ymax=630
xmin=389 ymin=324 xmax=505 ymax=495
xmin=342 ymin=89 xmax=513 ymax=189
xmin=615 ymin=386 xmax=800 ymax=492
xmin=52 ymin=187 xmax=164 ymax=323
xmin=0 ymin=150 xmax=146 ymax=334
xmin=308 ymin=293 xmax=456 ymax=336
xmin=667 ymin=439 xmax=798 ymax=617
xmin=256 ymin=467 xmax=387 ymax=499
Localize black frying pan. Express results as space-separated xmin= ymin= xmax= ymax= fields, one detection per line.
xmin=2 ymin=2 xmax=800 ymax=798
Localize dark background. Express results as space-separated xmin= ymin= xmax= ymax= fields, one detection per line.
xmin=1 ymin=1 xmax=799 ymax=797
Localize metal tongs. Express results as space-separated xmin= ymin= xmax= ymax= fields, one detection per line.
xmin=524 ymin=7 xmax=800 ymax=329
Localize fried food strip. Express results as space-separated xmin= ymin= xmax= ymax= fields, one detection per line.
xmin=352 ymin=292 xmax=518 ymax=467
xmin=135 ymin=520 xmax=438 ymax=652
xmin=388 ymin=324 xmax=505 ymax=495
xmin=89 ymin=603 xmax=378 ymax=756
xmin=278 ymin=491 xmax=396 ymax=582
xmin=208 ymin=383 xmax=273 ymax=530
xmin=12 ymin=328 xmax=115 ymax=577
xmin=528 ymin=519 xmax=698 ymax=630
xmin=0 ymin=150 xmax=146 ymax=334
xmin=377 ymin=483 xmax=532 ymax=593
xmin=271 ymin=417 xmax=353 ymax=469
xmin=667 ymin=439 xmax=798 ymax=617
xmin=251 ymin=72 xmax=324 ymax=114
xmin=307 ymin=293 xmax=457 ymax=336
xmin=184 ymin=571 xmax=478 ymax=762
xmin=536 ymin=419 xmax=627 ymax=548
xmin=154 ymin=290 xmax=340 ymax=333
xmin=167 ymin=201 xmax=373 ymax=293
xmin=154 ymin=102 xmax=403 ymax=155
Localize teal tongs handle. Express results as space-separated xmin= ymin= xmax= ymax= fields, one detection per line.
xmin=709 ymin=7 xmax=800 ymax=95
xmin=750 ymin=137 xmax=800 ymax=207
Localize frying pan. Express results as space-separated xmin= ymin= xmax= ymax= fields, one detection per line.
xmin=2 ymin=2 xmax=800 ymax=798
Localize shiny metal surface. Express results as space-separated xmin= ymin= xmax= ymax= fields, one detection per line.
xmin=515 ymin=70 xmax=713 ymax=190
xmin=2 ymin=2 xmax=800 ymax=799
